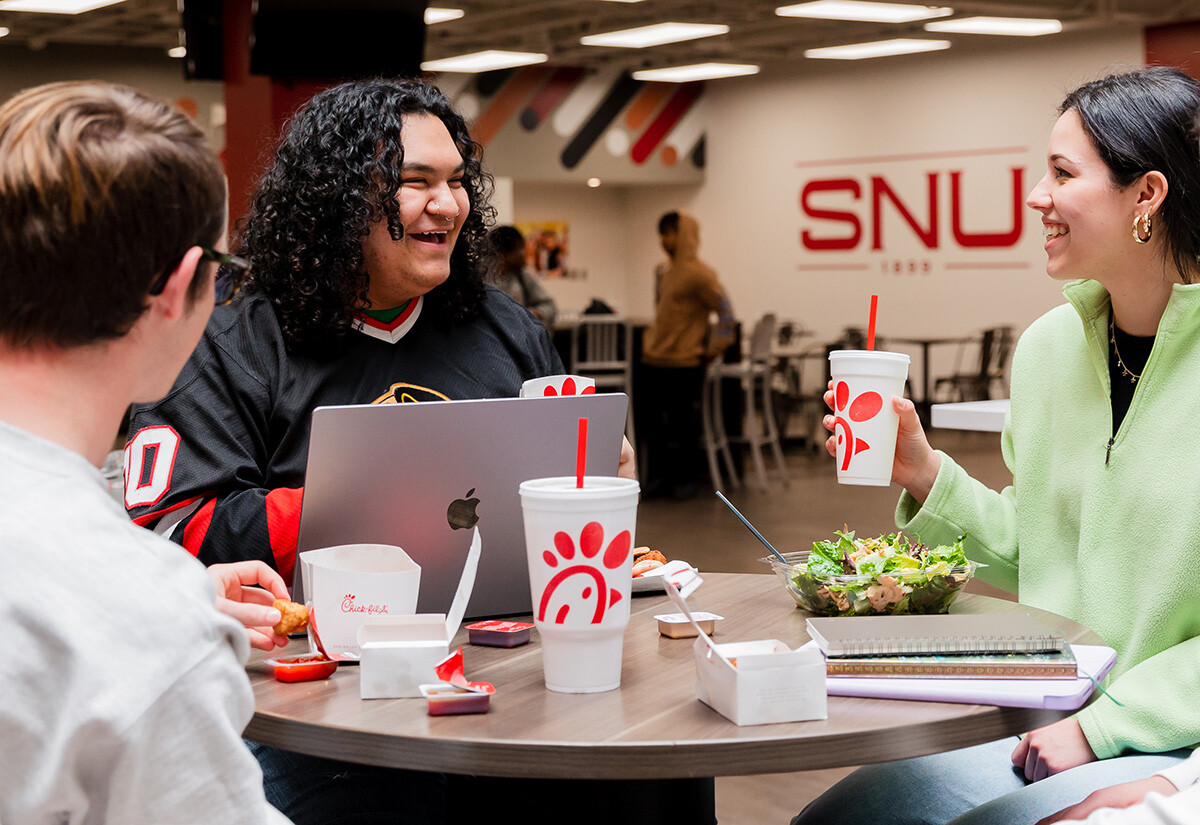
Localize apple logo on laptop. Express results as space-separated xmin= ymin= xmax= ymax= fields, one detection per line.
xmin=447 ymin=488 xmax=480 ymax=530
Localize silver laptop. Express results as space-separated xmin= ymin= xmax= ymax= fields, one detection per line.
xmin=295 ymin=393 xmax=629 ymax=618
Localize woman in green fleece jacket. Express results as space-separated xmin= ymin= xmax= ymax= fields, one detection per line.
xmin=794 ymin=67 xmax=1200 ymax=825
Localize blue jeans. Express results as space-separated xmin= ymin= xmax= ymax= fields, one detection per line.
xmin=791 ymin=737 xmax=1191 ymax=825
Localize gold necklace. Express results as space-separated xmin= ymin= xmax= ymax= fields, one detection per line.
xmin=1109 ymin=317 xmax=1141 ymax=384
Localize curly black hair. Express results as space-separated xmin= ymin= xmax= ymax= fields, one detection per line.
xmin=236 ymin=78 xmax=494 ymax=354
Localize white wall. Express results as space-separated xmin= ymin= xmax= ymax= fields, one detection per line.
xmin=515 ymin=28 xmax=1146 ymax=383
xmin=513 ymin=182 xmax=642 ymax=317
xmin=0 ymin=44 xmax=225 ymax=147
xmin=4 ymin=30 xmax=1150 ymax=366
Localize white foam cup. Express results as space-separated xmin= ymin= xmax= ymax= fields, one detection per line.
xmin=827 ymin=350 xmax=911 ymax=486
xmin=520 ymin=375 xmax=597 ymax=398
xmin=519 ymin=476 xmax=639 ymax=693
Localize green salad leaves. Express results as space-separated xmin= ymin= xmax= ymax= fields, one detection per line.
xmin=785 ymin=530 xmax=975 ymax=616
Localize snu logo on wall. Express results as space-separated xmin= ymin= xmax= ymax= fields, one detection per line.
xmin=797 ymin=146 xmax=1033 ymax=277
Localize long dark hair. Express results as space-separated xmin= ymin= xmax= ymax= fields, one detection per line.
xmin=1061 ymin=67 xmax=1200 ymax=283
xmin=237 ymin=78 xmax=493 ymax=354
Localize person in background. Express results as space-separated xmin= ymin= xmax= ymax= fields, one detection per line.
xmin=640 ymin=210 xmax=735 ymax=500
xmin=796 ymin=67 xmax=1200 ymax=825
xmin=488 ymin=224 xmax=558 ymax=327
xmin=0 ymin=81 xmax=290 ymax=824
xmin=124 ymin=76 xmax=646 ymax=825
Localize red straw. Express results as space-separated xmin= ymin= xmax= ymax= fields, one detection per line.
xmin=576 ymin=417 xmax=588 ymax=488
xmin=867 ymin=294 xmax=878 ymax=351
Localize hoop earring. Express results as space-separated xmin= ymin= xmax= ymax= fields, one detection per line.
xmin=1133 ymin=213 xmax=1153 ymax=244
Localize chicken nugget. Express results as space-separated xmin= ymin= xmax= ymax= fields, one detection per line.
xmin=272 ymin=599 xmax=309 ymax=636
xmin=632 ymin=547 xmax=667 ymax=566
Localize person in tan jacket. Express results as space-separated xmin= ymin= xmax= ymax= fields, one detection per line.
xmin=640 ymin=211 xmax=735 ymax=499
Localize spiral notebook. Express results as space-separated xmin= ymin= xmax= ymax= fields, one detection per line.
xmin=806 ymin=613 xmax=1066 ymax=658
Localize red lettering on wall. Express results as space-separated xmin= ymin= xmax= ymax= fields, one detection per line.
xmin=800 ymin=178 xmax=861 ymax=250
xmin=871 ymin=173 xmax=938 ymax=250
xmin=950 ymin=168 xmax=1024 ymax=248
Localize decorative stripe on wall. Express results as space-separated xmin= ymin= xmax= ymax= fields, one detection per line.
xmin=451 ymin=68 xmax=706 ymax=173
xmin=631 ymin=82 xmax=703 ymax=164
xmin=472 ymin=66 xmax=552 ymax=145
xmin=561 ymin=73 xmax=644 ymax=169
xmin=521 ymin=66 xmax=586 ymax=131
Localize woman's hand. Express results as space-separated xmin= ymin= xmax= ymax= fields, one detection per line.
xmin=822 ymin=384 xmax=940 ymax=502
xmin=1036 ymin=775 xmax=1177 ymax=824
xmin=1011 ymin=718 xmax=1098 ymax=783
xmin=207 ymin=561 xmax=291 ymax=651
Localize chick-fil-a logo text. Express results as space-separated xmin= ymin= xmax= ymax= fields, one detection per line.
xmin=341 ymin=593 xmax=389 ymax=615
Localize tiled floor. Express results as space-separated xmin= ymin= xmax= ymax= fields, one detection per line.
xmin=635 ymin=428 xmax=1013 ymax=824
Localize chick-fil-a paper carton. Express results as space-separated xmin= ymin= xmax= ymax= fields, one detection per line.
xmin=358 ymin=528 xmax=482 ymax=699
xmin=665 ymin=579 xmax=827 ymax=726
xmin=299 ymin=542 xmax=422 ymax=659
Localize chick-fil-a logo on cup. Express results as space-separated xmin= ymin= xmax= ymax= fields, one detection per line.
xmin=520 ymin=374 xmax=596 ymax=398
xmin=827 ymin=350 xmax=909 ymax=487
xmin=832 ymin=381 xmax=882 ymax=471
xmin=341 ymin=593 xmax=390 ymax=615
xmin=536 ymin=521 xmax=631 ymax=625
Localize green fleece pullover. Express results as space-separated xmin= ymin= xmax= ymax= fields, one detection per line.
xmin=897 ymin=278 xmax=1200 ymax=759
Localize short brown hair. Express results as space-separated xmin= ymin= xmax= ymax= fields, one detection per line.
xmin=0 ymin=81 xmax=226 ymax=348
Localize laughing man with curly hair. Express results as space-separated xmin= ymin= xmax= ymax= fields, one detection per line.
xmin=124 ymin=77 xmax=649 ymax=825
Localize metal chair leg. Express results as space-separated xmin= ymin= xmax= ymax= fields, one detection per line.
xmin=760 ymin=369 xmax=789 ymax=486
xmin=743 ymin=375 xmax=770 ymax=489
xmin=704 ymin=369 xmax=740 ymax=491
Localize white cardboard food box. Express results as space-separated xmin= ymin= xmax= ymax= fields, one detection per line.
xmin=299 ymin=543 xmax=423 ymax=659
xmin=358 ymin=528 xmax=482 ymax=699
xmin=664 ymin=578 xmax=827 ymax=726
xmin=692 ymin=638 xmax=828 ymax=726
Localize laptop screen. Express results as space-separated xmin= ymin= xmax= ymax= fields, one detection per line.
xmin=296 ymin=393 xmax=629 ymax=618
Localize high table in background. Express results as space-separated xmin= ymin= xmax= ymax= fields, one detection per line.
xmin=245 ymin=573 xmax=1101 ymax=783
xmin=889 ymin=336 xmax=975 ymax=425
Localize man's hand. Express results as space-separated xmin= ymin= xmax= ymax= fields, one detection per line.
xmin=1011 ymin=718 xmax=1098 ymax=782
xmin=1036 ymin=775 xmax=1177 ymax=824
xmin=207 ymin=561 xmax=291 ymax=651
xmin=618 ymin=436 xmax=636 ymax=480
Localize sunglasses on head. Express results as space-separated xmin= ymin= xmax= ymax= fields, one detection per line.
xmin=147 ymin=247 xmax=253 ymax=306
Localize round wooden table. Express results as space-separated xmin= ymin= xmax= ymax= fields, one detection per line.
xmin=244 ymin=573 xmax=1103 ymax=779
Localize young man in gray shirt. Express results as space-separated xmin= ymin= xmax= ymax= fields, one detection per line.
xmin=0 ymin=81 xmax=292 ymax=824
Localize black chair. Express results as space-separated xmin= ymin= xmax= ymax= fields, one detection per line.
xmin=934 ymin=326 xmax=1015 ymax=402
xmin=571 ymin=315 xmax=635 ymax=444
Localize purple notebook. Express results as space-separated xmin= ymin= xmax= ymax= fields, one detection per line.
xmin=807 ymin=643 xmax=1117 ymax=710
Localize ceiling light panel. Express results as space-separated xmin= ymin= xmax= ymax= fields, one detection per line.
xmin=581 ymin=22 xmax=730 ymax=49
xmin=805 ymin=38 xmax=951 ymax=59
xmin=632 ymin=62 xmax=760 ymax=82
xmin=777 ymin=1 xmax=952 ymax=23
xmin=0 ymin=0 xmax=125 ymax=12
xmin=424 ymin=7 xmax=464 ymax=25
xmin=924 ymin=17 xmax=1062 ymax=36
xmin=421 ymin=50 xmax=548 ymax=73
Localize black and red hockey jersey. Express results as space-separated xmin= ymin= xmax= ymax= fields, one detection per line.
xmin=124 ymin=287 xmax=562 ymax=584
